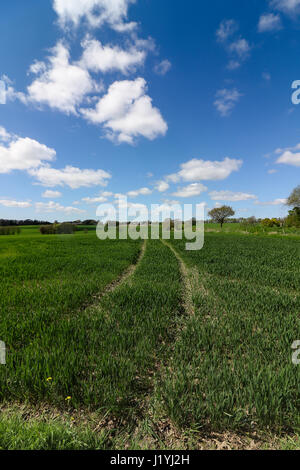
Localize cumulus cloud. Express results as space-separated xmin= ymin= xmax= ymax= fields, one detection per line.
xmin=258 ymin=13 xmax=282 ymax=32
xmin=29 ymin=61 xmax=47 ymax=75
xmin=127 ymin=187 xmax=152 ymax=197
xmin=209 ymin=190 xmax=257 ymax=202
xmin=80 ymin=37 xmax=146 ymax=74
xmin=82 ymin=196 xmax=108 ymax=204
xmin=214 ymin=88 xmax=243 ymax=116
xmin=0 ymin=199 xmax=32 ymax=208
xmin=28 ymin=165 xmax=111 ymax=189
xmin=172 ymin=183 xmax=208 ymax=198
xmin=216 ymin=19 xmax=239 ymax=42
xmin=0 ymin=126 xmax=11 ymax=142
xmin=270 ymin=0 xmax=300 ymax=15
xmin=276 ymin=143 xmax=300 ymax=166
xmin=0 ymin=131 xmax=56 ymax=174
xmin=155 ymin=181 xmax=170 ymax=192
xmin=35 ymin=200 xmax=86 ymax=214
xmin=255 ymin=198 xmax=287 ymax=206
xmin=42 ymin=190 xmax=62 ymax=198
xmin=162 ymin=199 xmax=179 ymax=206
xmin=0 ymin=75 xmax=27 ymax=105
xmin=81 ymin=77 xmax=167 ymax=144
xmin=27 ymin=42 xmax=100 ymax=115
xmin=113 ymin=199 xmax=148 ymax=219
xmin=154 ymin=60 xmax=172 ymax=76
xmin=167 ymin=157 xmax=243 ymax=183
xmin=53 ymin=0 xmax=137 ymax=31
xmin=276 ymin=151 xmax=300 ymax=166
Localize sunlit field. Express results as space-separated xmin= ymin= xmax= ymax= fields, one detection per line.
xmin=0 ymin=228 xmax=299 ymax=449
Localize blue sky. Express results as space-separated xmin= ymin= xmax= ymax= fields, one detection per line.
xmin=0 ymin=0 xmax=300 ymax=221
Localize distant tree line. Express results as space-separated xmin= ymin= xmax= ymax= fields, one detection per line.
xmin=0 ymin=219 xmax=51 ymax=227
xmin=0 ymin=219 xmax=100 ymax=227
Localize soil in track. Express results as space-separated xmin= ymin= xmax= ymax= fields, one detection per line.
xmin=160 ymin=239 xmax=196 ymax=317
xmin=1 ymin=237 xmax=297 ymax=450
xmin=92 ymin=239 xmax=147 ymax=300
xmin=69 ymin=238 xmax=184 ymax=415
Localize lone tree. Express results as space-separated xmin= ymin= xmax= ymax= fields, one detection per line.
xmin=208 ymin=205 xmax=235 ymax=229
xmin=286 ymin=185 xmax=300 ymax=209
xmin=285 ymin=185 xmax=300 ymax=227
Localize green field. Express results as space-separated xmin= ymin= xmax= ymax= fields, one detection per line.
xmin=158 ymin=234 xmax=300 ymax=431
xmin=0 ymin=228 xmax=299 ymax=449
xmin=205 ymin=222 xmax=300 ymax=235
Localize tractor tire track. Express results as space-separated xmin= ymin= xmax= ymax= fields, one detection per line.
xmin=93 ymin=239 xmax=147 ymax=300
xmin=160 ymin=239 xmax=196 ymax=317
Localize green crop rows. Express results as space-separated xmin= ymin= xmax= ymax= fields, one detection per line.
xmin=157 ymin=233 xmax=300 ymax=433
xmin=0 ymin=232 xmax=142 ymax=405
xmin=0 ymin=229 xmax=299 ymax=448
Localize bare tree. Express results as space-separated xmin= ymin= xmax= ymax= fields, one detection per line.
xmin=208 ymin=206 xmax=235 ymax=229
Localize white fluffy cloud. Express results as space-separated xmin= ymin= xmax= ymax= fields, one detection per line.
xmin=0 ymin=199 xmax=32 ymax=208
xmin=0 ymin=75 xmax=27 ymax=105
xmin=82 ymin=196 xmax=108 ymax=204
xmin=42 ymin=190 xmax=62 ymax=198
xmin=154 ymin=60 xmax=172 ymax=76
xmin=80 ymin=37 xmax=146 ymax=74
xmin=155 ymin=181 xmax=170 ymax=192
xmin=173 ymin=183 xmax=208 ymax=198
xmin=35 ymin=201 xmax=86 ymax=214
xmin=270 ymin=0 xmax=300 ymax=15
xmin=209 ymin=190 xmax=257 ymax=202
xmin=214 ymin=88 xmax=243 ymax=117
xmin=276 ymin=146 xmax=300 ymax=166
xmin=167 ymin=157 xmax=243 ymax=183
xmin=27 ymin=42 xmax=99 ymax=115
xmin=81 ymin=77 xmax=167 ymax=143
xmin=127 ymin=187 xmax=152 ymax=197
xmin=29 ymin=165 xmax=111 ymax=189
xmin=255 ymin=198 xmax=287 ymax=206
xmin=53 ymin=0 xmax=137 ymax=31
xmin=0 ymin=126 xmax=11 ymax=142
xmin=258 ymin=13 xmax=282 ymax=32
xmin=0 ymin=130 xmax=56 ymax=174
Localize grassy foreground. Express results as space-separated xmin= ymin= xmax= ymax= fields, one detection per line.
xmin=0 ymin=230 xmax=299 ymax=449
xmin=157 ymin=233 xmax=300 ymax=433
xmin=0 ymin=232 xmax=142 ymax=405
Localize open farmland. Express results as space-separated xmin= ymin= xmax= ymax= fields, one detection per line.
xmin=0 ymin=229 xmax=299 ymax=450
xmin=0 ymin=230 xmax=142 ymax=405
xmin=158 ymin=234 xmax=300 ymax=433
